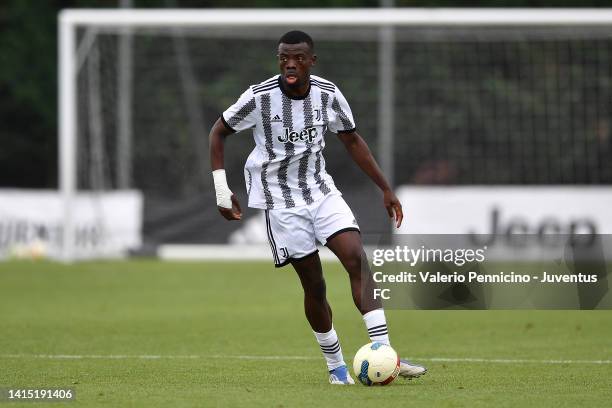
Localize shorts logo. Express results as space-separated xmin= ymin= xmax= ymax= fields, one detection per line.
xmin=277 ymin=126 xmax=318 ymax=144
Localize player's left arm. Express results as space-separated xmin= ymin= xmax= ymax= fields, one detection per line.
xmin=337 ymin=130 xmax=403 ymax=228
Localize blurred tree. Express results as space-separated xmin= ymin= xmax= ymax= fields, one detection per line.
xmin=0 ymin=1 xmax=58 ymax=187
xmin=0 ymin=0 xmax=110 ymax=188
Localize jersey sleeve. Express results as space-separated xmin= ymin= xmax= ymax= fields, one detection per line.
xmin=328 ymin=86 xmax=357 ymax=134
xmin=221 ymin=88 xmax=258 ymax=133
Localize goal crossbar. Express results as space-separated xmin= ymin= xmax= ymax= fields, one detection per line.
xmin=60 ymin=8 xmax=612 ymax=27
xmin=58 ymin=8 xmax=612 ymax=261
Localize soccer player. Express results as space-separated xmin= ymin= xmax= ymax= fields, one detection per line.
xmin=209 ymin=30 xmax=427 ymax=385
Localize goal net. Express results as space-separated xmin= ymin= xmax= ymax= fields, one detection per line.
xmin=59 ymin=9 xmax=612 ymax=260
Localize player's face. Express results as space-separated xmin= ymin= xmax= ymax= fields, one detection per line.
xmin=277 ymin=42 xmax=316 ymax=87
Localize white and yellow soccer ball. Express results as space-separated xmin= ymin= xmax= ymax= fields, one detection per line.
xmin=353 ymin=342 xmax=400 ymax=386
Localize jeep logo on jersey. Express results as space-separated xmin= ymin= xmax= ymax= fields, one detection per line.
xmin=277 ymin=127 xmax=318 ymax=144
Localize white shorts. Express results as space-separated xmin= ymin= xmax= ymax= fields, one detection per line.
xmin=264 ymin=193 xmax=360 ymax=267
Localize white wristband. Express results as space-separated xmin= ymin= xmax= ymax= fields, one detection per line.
xmin=212 ymin=169 xmax=233 ymax=209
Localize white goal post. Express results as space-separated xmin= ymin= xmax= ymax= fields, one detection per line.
xmin=59 ymin=8 xmax=612 ymax=261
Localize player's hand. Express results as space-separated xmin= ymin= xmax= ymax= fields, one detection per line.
xmin=217 ymin=194 xmax=242 ymax=221
xmin=383 ymin=189 xmax=403 ymax=228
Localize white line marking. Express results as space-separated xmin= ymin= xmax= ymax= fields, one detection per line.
xmin=423 ymin=357 xmax=612 ymax=365
xmin=1 ymin=354 xmax=610 ymax=364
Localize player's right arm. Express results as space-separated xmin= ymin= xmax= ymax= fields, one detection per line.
xmin=210 ymin=87 xmax=258 ymax=221
xmin=209 ymin=118 xmax=242 ymax=221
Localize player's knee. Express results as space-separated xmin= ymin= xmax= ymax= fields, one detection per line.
xmin=342 ymin=248 xmax=366 ymax=273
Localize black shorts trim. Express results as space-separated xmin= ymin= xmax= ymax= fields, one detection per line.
xmin=220 ymin=114 xmax=237 ymax=133
xmin=337 ymin=127 xmax=357 ymax=134
xmin=274 ymin=249 xmax=320 ymax=268
xmin=325 ymin=227 xmax=361 ymax=245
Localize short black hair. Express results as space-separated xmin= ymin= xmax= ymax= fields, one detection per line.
xmin=278 ymin=30 xmax=314 ymax=51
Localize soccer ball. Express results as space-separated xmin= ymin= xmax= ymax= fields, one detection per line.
xmin=353 ymin=342 xmax=400 ymax=386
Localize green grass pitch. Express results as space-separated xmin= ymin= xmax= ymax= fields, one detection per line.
xmin=1 ymin=260 xmax=611 ymax=407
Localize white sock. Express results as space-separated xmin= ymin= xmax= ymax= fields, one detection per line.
xmin=313 ymin=326 xmax=346 ymax=371
xmin=363 ymin=308 xmax=390 ymax=346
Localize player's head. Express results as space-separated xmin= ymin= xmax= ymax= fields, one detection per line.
xmin=277 ymin=30 xmax=316 ymax=88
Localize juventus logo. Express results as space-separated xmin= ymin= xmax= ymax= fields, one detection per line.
xmin=314 ymin=109 xmax=321 ymax=121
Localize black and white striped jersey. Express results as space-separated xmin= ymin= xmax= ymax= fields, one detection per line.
xmin=221 ymin=74 xmax=356 ymax=210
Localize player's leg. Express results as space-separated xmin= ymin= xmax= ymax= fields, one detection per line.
xmin=290 ymin=253 xmax=353 ymax=384
xmin=265 ymin=207 xmax=353 ymax=384
xmin=325 ymin=230 xmax=427 ymax=378
xmin=325 ymin=231 xmax=380 ymax=314
xmin=313 ymin=196 xmax=391 ymax=343
xmin=291 ymin=252 xmax=331 ymax=333
xmin=325 ymin=230 xmax=391 ymax=344
xmin=314 ymin=194 xmax=427 ymax=379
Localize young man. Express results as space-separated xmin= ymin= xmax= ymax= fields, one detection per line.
xmin=209 ymin=30 xmax=427 ymax=385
